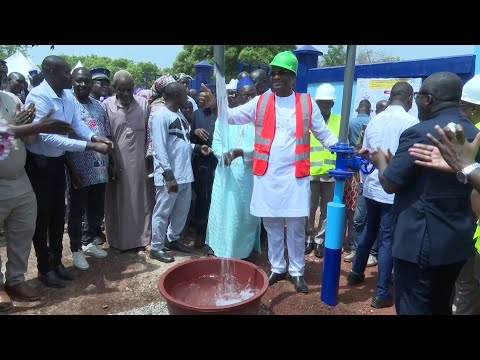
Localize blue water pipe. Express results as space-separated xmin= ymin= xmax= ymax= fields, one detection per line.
xmin=320 ymin=142 xmax=374 ymax=306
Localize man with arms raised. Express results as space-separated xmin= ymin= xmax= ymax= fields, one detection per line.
xmin=201 ymin=51 xmax=338 ymax=293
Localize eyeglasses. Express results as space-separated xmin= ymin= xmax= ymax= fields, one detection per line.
xmin=414 ymin=91 xmax=458 ymax=102
xmin=413 ymin=92 xmax=429 ymax=99
xmin=269 ymin=70 xmax=289 ymax=77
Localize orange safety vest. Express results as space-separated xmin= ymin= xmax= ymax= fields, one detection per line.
xmin=253 ymin=92 xmax=312 ymax=178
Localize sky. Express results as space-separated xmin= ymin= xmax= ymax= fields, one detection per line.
xmin=27 ymin=45 xmax=475 ymax=69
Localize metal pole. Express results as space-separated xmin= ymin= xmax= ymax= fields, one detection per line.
xmin=321 ymin=45 xmax=357 ymax=307
xmin=213 ymin=45 xmax=227 ymax=128
xmin=339 ymin=45 xmax=357 ymax=143
xmin=214 ymin=45 xmax=225 ymax=79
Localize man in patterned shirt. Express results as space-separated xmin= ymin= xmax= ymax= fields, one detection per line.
xmin=65 ymin=67 xmax=114 ymax=270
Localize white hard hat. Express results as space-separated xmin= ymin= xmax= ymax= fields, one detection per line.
xmin=315 ymin=83 xmax=336 ymax=100
xmin=461 ymin=74 xmax=480 ymax=105
xmin=226 ymin=79 xmax=238 ymax=90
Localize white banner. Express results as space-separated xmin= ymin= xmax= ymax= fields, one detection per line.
xmin=354 ymin=78 xmax=422 ymax=118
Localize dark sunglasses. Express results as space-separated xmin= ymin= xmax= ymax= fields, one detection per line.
xmin=270 ymin=70 xmax=289 ymax=77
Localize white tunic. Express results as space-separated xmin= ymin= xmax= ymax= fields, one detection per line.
xmin=227 ymin=92 xmax=338 ymax=217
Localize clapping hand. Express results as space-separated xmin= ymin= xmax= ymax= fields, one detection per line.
xmin=409 ymin=124 xmax=480 ymax=173
xmin=12 ymin=102 xmax=36 ymax=125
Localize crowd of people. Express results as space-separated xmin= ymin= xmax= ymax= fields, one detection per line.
xmin=1 ymin=50 xmax=480 ymax=315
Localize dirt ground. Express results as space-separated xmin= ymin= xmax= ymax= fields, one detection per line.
xmin=0 ymin=225 xmax=395 ymax=315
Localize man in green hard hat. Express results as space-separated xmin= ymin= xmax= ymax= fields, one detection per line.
xmin=201 ymin=50 xmax=338 ymax=294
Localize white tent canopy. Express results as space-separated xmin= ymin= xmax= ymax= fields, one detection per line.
xmin=72 ymin=60 xmax=84 ymax=72
xmin=5 ymin=51 xmax=40 ymax=89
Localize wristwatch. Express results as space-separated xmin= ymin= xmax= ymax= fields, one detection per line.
xmin=457 ymin=162 xmax=480 ymax=184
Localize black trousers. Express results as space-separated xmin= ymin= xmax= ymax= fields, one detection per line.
xmin=25 ymin=151 xmax=66 ymax=274
xmin=68 ymin=183 xmax=106 ymax=252
xmin=193 ymin=157 xmax=216 ymax=242
xmin=394 ymin=232 xmax=466 ymax=315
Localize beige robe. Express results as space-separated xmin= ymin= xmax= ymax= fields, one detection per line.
xmin=104 ymin=95 xmax=152 ymax=250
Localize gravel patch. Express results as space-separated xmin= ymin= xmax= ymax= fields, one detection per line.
xmin=112 ymin=301 xmax=169 ymax=315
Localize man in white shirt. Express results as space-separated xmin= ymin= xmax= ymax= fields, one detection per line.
xmin=347 ymin=82 xmax=419 ymax=309
xmin=25 ymin=56 xmax=112 ymax=289
xmin=201 ymin=51 xmax=338 ymax=293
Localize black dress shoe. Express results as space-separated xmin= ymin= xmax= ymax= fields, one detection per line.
xmin=305 ymin=242 xmax=314 ymax=255
xmin=347 ymin=271 xmax=365 ymax=286
xmin=290 ymin=275 xmax=309 ymax=293
xmin=163 ymin=240 xmax=193 ymax=254
xmin=150 ymin=249 xmax=175 ymax=263
xmin=268 ymin=271 xmax=286 ymax=286
xmin=54 ymin=264 xmax=75 ymax=281
xmin=38 ymin=271 xmax=65 ymax=288
xmin=0 ymin=286 xmax=13 ymax=312
xmin=371 ymin=295 xmax=394 ymax=309
xmin=314 ymin=243 xmax=324 ymax=258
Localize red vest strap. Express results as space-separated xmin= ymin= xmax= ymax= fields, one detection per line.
xmin=253 ymin=92 xmax=313 ymax=178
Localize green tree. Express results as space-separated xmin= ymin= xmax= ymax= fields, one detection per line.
xmin=59 ymin=54 xmax=165 ymax=88
xmin=127 ymin=61 xmax=163 ymax=88
xmin=319 ymin=45 xmax=400 ymax=67
xmin=172 ymin=45 xmax=297 ymax=81
xmin=0 ymin=45 xmax=30 ymax=59
xmin=356 ymin=46 xmax=400 ymax=64
xmin=319 ymin=45 xmax=347 ymax=67
xmin=172 ymin=45 xmax=213 ymax=78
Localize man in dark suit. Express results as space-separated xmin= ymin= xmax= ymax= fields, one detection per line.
xmin=370 ymin=72 xmax=479 ymax=315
